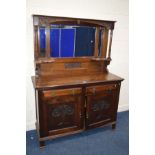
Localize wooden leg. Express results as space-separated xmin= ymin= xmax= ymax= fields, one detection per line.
xmin=39 ymin=141 xmax=45 ymax=148
xmin=112 ymin=123 xmax=116 ymax=130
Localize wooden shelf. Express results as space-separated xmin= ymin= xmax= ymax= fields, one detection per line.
xmin=91 ymin=57 xmax=112 ymax=61
xmin=91 ymin=58 xmax=105 ymax=61
xmin=35 ymin=58 xmax=55 ymax=64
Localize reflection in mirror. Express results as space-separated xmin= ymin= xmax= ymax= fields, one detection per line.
xmin=39 ymin=25 xmax=104 ymax=58
xmin=50 ymin=28 xmax=60 ymax=57
xmin=39 ymin=27 xmax=46 ymax=57
xmin=75 ymin=26 xmax=95 ymax=57
xmin=49 ymin=25 xmax=98 ymax=57
xmin=50 ymin=26 xmax=75 ymax=57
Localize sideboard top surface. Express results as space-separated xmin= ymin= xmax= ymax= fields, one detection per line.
xmin=32 ymin=72 xmax=124 ymax=90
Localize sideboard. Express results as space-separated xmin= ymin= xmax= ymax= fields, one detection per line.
xmin=31 ymin=15 xmax=124 ymax=148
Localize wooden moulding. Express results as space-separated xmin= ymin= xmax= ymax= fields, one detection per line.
xmin=33 ymin=15 xmax=116 ymax=29
xmin=107 ymin=30 xmax=113 ymax=59
xmin=37 ymin=26 xmax=40 ymax=58
xmin=45 ymin=26 xmax=50 ymax=58
xmin=94 ymin=27 xmax=100 ymax=57
xmin=34 ymin=26 xmax=39 ymax=59
xmin=101 ymin=27 xmax=109 ymax=58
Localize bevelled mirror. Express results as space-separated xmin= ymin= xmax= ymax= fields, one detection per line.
xmin=33 ymin=15 xmax=115 ymax=61
xmin=39 ymin=25 xmax=103 ymax=58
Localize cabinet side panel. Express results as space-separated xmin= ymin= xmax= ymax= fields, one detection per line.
xmin=38 ymin=91 xmax=49 ymax=137
xmin=35 ymin=90 xmax=39 ymax=129
xmin=111 ymin=83 xmax=121 ymax=122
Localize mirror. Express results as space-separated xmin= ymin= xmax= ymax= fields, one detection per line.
xmin=39 ymin=27 xmax=46 ymax=57
xmin=39 ymin=25 xmax=103 ymax=58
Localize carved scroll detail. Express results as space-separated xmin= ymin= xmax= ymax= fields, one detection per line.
xmin=92 ymin=100 xmax=110 ymax=112
xmin=52 ymin=105 xmax=74 ymax=117
xmin=65 ymin=62 xmax=81 ymax=68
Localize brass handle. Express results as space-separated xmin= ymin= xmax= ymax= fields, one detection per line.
xmin=51 ymin=91 xmax=56 ymax=97
xmin=93 ymin=87 xmax=96 ymax=95
xmin=72 ymin=89 xmax=75 ymax=95
xmin=86 ymin=113 xmax=89 ymax=119
xmin=80 ymin=112 xmax=82 ymax=118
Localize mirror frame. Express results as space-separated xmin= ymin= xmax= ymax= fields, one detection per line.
xmin=33 ymin=15 xmax=116 ymax=63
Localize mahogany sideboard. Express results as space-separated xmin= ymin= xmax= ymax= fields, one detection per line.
xmin=31 ymin=15 xmax=124 ymax=148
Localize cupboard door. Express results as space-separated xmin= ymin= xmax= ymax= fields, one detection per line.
xmin=41 ymin=89 xmax=84 ymax=137
xmin=86 ymin=84 xmax=120 ymax=129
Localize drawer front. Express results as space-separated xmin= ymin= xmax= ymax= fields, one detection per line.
xmin=43 ymin=88 xmax=82 ymax=99
xmin=86 ymin=84 xmax=117 ymax=95
xmin=39 ymin=88 xmax=84 ymax=137
xmin=86 ymin=84 xmax=120 ymax=129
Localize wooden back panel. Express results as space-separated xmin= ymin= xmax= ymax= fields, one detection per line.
xmin=37 ymin=59 xmax=106 ymax=78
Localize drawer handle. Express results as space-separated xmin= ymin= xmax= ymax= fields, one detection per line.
xmin=70 ymin=89 xmax=75 ymax=95
xmin=86 ymin=113 xmax=89 ymax=119
xmin=93 ymin=87 xmax=96 ymax=95
xmin=72 ymin=89 xmax=75 ymax=95
xmin=80 ymin=112 xmax=82 ymax=118
xmin=51 ymin=91 xmax=56 ymax=97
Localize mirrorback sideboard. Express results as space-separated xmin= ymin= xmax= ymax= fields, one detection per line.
xmin=31 ymin=15 xmax=124 ymax=148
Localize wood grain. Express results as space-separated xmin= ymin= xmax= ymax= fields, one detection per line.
xmin=101 ymin=28 xmax=109 ymax=58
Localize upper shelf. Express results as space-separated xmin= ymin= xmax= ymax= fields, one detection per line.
xmin=35 ymin=57 xmax=111 ymax=64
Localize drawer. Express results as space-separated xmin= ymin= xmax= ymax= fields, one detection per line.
xmin=45 ymin=95 xmax=78 ymax=104
xmin=86 ymin=84 xmax=118 ymax=95
xmin=42 ymin=88 xmax=82 ymax=99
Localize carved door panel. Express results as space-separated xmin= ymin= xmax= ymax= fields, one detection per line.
xmin=86 ymin=84 xmax=119 ymax=129
xmin=41 ymin=88 xmax=84 ymax=136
